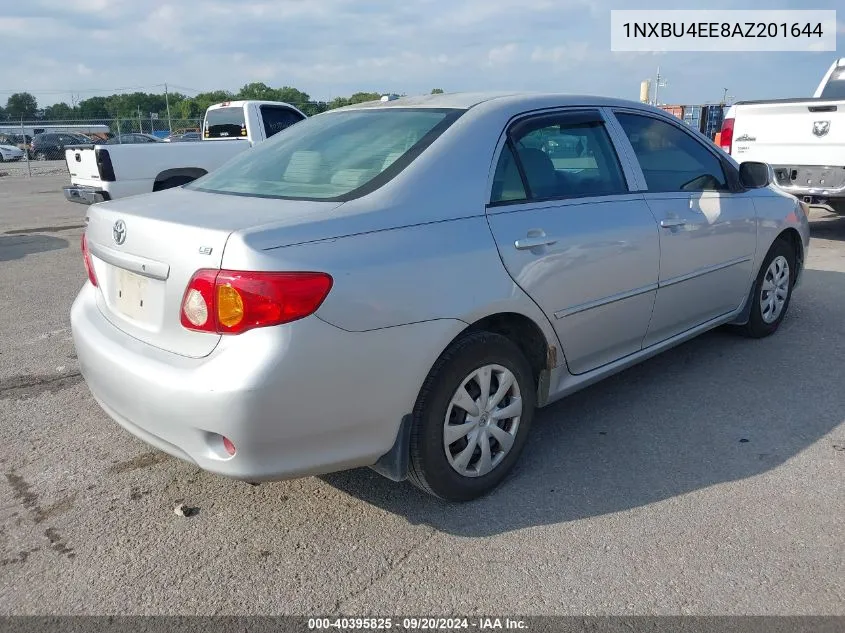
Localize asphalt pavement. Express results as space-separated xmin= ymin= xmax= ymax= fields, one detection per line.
xmin=1 ymin=173 xmax=843 ymax=615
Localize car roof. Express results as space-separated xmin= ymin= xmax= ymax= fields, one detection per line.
xmin=334 ymin=92 xmax=670 ymax=116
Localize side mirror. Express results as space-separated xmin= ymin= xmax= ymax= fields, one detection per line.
xmin=739 ymin=161 xmax=772 ymax=189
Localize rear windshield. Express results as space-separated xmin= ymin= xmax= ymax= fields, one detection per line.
xmin=204 ymin=107 xmax=247 ymax=139
xmin=819 ymin=68 xmax=845 ymax=100
xmin=189 ymin=108 xmax=463 ymax=201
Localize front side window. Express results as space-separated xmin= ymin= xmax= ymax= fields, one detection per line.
xmin=615 ymin=112 xmax=728 ymax=192
xmin=190 ymin=108 xmax=463 ymax=200
xmin=260 ymin=106 xmax=305 ymax=138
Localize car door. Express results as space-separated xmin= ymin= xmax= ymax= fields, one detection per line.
xmin=486 ymin=108 xmax=660 ymax=375
xmin=610 ymin=111 xmax=758 ymax=347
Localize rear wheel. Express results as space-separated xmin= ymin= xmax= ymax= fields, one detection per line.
xmin=408 ymin=332 xmax=535 ymax=501
xmin=740 ymin=238 xmax=795 ymax=338
xmin=35 ymin=152 xmax=47 ymax=161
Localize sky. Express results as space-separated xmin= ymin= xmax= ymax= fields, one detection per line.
xmin=0 ymin=0 xmax=843 ymax=108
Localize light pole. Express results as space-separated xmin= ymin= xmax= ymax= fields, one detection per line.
xmin=653 ymin=67 xmax=668 ymax=105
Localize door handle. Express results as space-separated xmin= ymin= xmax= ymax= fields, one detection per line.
xmin=514 ymin=233 xmax=557 ymax=250
xmin=660 ymin=218 xmax=687 ymax=228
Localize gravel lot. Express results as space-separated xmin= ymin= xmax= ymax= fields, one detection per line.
xmin=1 ymin=173 xmax=843 ymax=615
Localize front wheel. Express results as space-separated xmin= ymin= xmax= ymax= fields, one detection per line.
xmin=35 ymin=152 xmax=47 ymax=161
xmin=408 ymin=332 xmax=536 ymax=501
xmin=741 ymin=238 xmax=796 ymax=338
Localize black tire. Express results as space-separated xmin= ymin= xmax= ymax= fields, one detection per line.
xmin=0 ymin=154 xmax=4 ymax=162
xmin=35 ymin=152 xmax=47 ymax=161
xmin=740 ymin=237 xmax=796 ymax=338
xmin=408 ymin=331 xmax=536 ymax=501
xmin=153 ymin=175 xmax=195 ymax=192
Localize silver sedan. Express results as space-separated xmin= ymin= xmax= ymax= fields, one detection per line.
xmin=71 ymin=93 xmax=810 ymax=501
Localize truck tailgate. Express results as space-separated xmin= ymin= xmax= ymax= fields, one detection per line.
xmin=66 ymin=147 xmax=102 ymax=185
xmin=732 ymin=100 xmax=845 ymax=165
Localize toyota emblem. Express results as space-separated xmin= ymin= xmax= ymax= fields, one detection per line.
xmin=113 ymin=219 xmax=126 ymax=245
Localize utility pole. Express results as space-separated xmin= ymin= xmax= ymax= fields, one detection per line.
xmin=164 ymin=82 xmax=172 ymax=134
xmin=653 ymin=67 xmax=667 ymax=105
xmin=137 ymin=105 xmax=142 ymax=133
xmin=722 ymin=88 xmax=729 ymax=104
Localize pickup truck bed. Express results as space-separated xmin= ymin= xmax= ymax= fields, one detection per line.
xmin=63 ymin=100 xmax=306 ymax=204
xmin=65 ymin=140 xmax=249 ymax=203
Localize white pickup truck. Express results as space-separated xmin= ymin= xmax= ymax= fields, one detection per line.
xmin=63 ymin=100 xmax=306 ymax=204
xmin=720 ymin=58 xmax=845 ymax=214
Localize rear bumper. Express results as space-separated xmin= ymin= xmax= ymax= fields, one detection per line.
xmin=772 ymin=165 xmax=845 ymax=212
xmin=64 ymin=186 xmax=111 ymax=205
xmin=70 ymin=283 xmax=464 ymax=481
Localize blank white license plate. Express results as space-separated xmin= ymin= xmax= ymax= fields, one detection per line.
xmin=114 ymin=268 xmax=149 ymax=321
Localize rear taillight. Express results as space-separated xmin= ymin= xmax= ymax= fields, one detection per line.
xmin=81 ymin=233 xmax=98 ymax=287
xmin=95 ymin=148 xmax=116 ymax=181
xmin=180 ymin=270 xmax=333 ymax=334
xmin=719 ymin=117 xmax=735 ymax=154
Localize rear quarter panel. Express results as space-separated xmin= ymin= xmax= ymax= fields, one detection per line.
xmin=222 ymin=216 xmax=561 ymax=351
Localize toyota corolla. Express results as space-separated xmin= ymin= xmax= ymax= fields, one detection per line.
xmin=71 ymin=93 xmax=809 ymax=501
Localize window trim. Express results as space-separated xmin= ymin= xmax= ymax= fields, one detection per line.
xmin=608 ymin=107 xmax=740 ymax=194
xmin=487 ymin=108 xmax=633 ymax=208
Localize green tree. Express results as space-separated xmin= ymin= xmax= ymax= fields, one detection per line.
xmin=348 ymin=92 xmax=382 ymax=104
xmin=6 ymin=92 xmax=38 ymax=119
xmin=179 ymin=98 xmax=201 ymax=119
xmin=301 ymin=101 xmax=328 ymax=116
xmin=0 ymin=105 xmax=5 ymax=121
xmin=44 ymin=102 xmax=77 ymax=120
xmin=328 ymin=96 xmax=351 ymax=110
xmin=430 ymin=88 xmax=444 ymax=94
xmin=237 ymin=82 xmax=278 ymax=101
xmin=193 ymin=90 xmax=236 ymax=113
xmin=78 ymin=96 xmax=110 ymax=119
xmin=275 ymin=86 xmax=311 ymax=107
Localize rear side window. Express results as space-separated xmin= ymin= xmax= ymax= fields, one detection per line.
xmin=490 ymin=144 xmax=527 ymax=203
xmin=204 ymin=107 xmax=247 ymax=139
xmin=615 ymin=112 xmax=728 ymax=192
xmin=492 ymin=111 xmax=627 ymax=203
xmin=260 ymin=106 xmax=304 ymax=138
xmin=190 ymin=108 xmax=463 ymax=201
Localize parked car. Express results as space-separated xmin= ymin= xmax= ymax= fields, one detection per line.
xmin=721 ymin=57 xmax=845 ymax=214
xmin=31 ymin=132 xmax=95 ymax=160
xmin=64 ymin=100 xmax=306 ymax=204
xmin=165 ymin=132 xmax=201 ymax=142
xmin=106 ymin=133 xmax=166 ymax=145
xmin=71 ymin=93 xmax=810 ymax=501
xmin=0 ymin=133 xmax=32 ymax=156
xmin=0 ymin=143 xmax=24 ymax=162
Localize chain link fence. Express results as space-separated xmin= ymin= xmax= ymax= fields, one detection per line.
xmin=0 ymin=117 xmax=204 ymax=179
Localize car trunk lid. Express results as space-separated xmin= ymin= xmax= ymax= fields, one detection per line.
xmin=84 ymin=187 xmax=343 ymax=358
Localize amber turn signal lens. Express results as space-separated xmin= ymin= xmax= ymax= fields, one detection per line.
xmin=217 ymin=284 xmax=244 ymax=328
